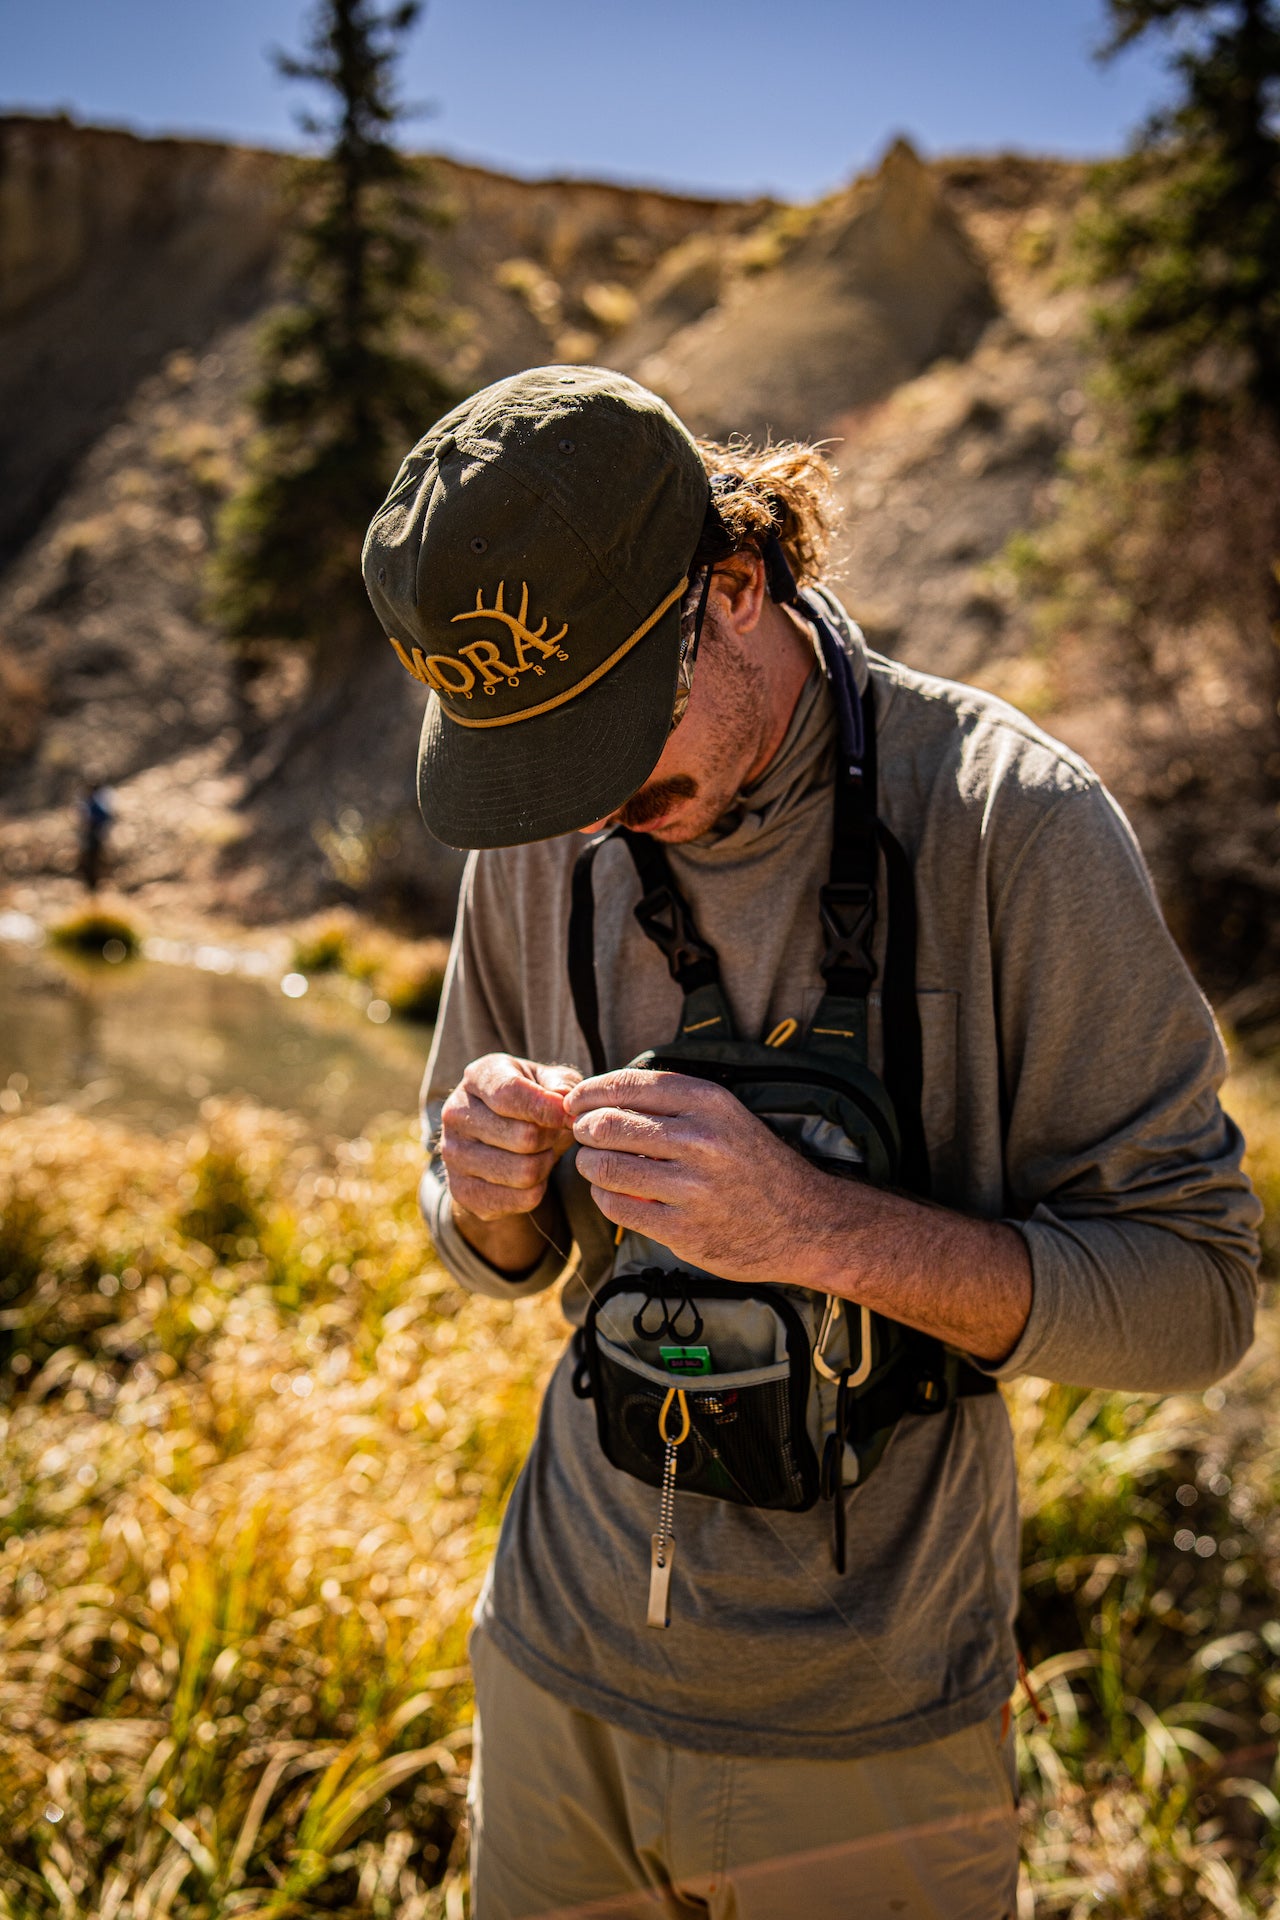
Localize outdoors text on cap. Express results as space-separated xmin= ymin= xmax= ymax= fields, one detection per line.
xmin=387 ymin=578 xmax=570 ymax=698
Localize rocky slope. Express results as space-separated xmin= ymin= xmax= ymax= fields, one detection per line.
xmin=6 ymin=114 xmax=1245 ymax=971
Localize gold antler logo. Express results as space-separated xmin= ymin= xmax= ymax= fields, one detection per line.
xmin=453 ymin=580 xmax=568 ymax=654
xmin=386 ymin=581 xmax=570 ymax=700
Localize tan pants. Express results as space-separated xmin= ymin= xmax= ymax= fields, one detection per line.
xmin=469 ymin=1631 xmax=1019 ymax=1920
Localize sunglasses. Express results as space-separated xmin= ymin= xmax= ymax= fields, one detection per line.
xmin=668 ymin=565 xmax=714 ymax=736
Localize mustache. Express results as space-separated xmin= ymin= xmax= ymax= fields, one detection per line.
xmin=616 ymin=774 xmax=699 ymax=830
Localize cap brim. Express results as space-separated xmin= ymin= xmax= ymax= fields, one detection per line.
xmin=416 ymin=597 xmax=682 ymax=849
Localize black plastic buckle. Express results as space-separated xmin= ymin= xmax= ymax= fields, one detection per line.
xmin=819 ymin=881 xmax=876 ymax=980
xmin=635 ymin=886 xmax=717 ymax=977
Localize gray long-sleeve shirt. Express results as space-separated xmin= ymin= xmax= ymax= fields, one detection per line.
xmin=420 ymin=597 xmax=1260 ymax=1759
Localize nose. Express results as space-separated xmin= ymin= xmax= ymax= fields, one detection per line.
xmin=577 ymin=814 xmax=613 ymax=835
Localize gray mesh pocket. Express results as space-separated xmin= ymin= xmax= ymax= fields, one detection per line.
xmin=580 ymin=1273 xmax=820 ymax=1511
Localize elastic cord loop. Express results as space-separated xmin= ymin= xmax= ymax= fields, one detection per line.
xmin=659 ymin=1387 xmax=691 ymax=1447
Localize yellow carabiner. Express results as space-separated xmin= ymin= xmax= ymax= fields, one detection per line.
xmin=659 ymin=1385 xmax=691 ymax=1447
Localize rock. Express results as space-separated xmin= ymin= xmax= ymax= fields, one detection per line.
xmin=621 ymin=140 xmax=996 ymax=443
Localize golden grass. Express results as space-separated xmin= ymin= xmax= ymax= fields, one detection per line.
xmin=0 ymin=1061 xmax=1276 ymax=1917
xmin=0 ymin=1103 xmax=560 ymax=1918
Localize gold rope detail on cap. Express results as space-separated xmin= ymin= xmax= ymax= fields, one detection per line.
xmin=437 ymin=577 xmax=688 ymax=729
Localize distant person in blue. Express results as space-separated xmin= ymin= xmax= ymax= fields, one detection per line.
xmin=77 ymin=784 xmax=115 ymax=893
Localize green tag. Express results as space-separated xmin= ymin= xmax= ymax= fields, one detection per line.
xmin=660 ymin=1345 xmax=711 ymax=1375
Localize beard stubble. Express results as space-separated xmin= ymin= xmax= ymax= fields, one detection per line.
xmin=614 ymin=616 xmax=769 ymax=839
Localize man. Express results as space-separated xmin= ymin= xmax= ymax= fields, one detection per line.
xmin=77 ymin=782 xmax=114 ymax=893
xmin=363 ymin=365 xmax=1260 ymax=1920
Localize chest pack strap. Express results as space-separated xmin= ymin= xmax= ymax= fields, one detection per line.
xmin=621 ymin=831 xmax=737 ymax=1046
xmin=568 ymin=828 xmax=737 ymax=1076
xmin=568 ymin=832 xmax=613 ymax=1081
xmin=565 ymin=609 xmax=930 ymax=1194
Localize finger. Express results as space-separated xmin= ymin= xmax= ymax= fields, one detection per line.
xmin=565 ymin=1068 xmax=709 ymax=1121
xmin=588 ymin=1184 xmax=676 ymax=1237
xmin=574 ymin=1144 xmax=687 ymax=1202
xmin=467 ymin=1054 xmax=571 ymax=1129
xmin=447 ymin=1171 xmax=547 ymax=1220
xmin=444 ymin=1087 xmax=555 ymax=1156
xmin=443 ymin=1136 xmax=558 ymax=1192
xmin=534 ymin=1062 xmax=584 ymax=1096
xmin=570 ymin=1106 xmax=689 ymax=1158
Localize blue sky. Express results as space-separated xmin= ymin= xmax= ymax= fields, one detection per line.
xmin=2 ymin=0 xmax=1174 ymax=200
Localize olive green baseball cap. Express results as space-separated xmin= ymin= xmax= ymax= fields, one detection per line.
xmin=362 ymin=365 xmax=710 ymax=849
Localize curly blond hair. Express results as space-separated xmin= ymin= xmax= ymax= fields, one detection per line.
xmin=696 ymin=438 xmax=839 ymax=587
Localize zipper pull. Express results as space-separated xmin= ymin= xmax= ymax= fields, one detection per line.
xmin=647 ymin=1387 xmax=689 ymax=1629
xmin=647 ymin=1526 xmax=674 ymax=1630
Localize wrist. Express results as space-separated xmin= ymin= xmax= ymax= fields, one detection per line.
xmin=452 ymin=1190 xmax=564 ymax=1278
xmin=781 ymin=1162 xmax=878 ymax=1293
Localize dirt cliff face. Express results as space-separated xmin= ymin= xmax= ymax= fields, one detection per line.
xmin=0 ymin=116 xmax=1115 ymax=939
xmin=0 ymin=119 xmax=283 ymax=565
xmin=0 ymin=116 xmax=765 ymax=561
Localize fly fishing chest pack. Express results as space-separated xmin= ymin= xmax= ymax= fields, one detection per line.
xmin=567 ymin=555 xmax=996 ymax=1628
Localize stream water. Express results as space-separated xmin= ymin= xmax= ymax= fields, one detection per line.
xmin=0 ymin=931 xmax=430 ymax=1138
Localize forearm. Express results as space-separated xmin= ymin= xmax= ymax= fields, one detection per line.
xmin=797 ymin=1179 xmax=1033 ymax=1364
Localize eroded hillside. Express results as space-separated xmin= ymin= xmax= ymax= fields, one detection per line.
xmin=5 ymin=114 xmax=1244 ymax=970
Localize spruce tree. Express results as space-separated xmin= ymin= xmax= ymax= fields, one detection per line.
xmin=1084 ymin=0 xmax=1280 ymax=453
xmin=1008 ymin=0 xmax=1280 ymax=1010
xmin=210 ymin=0 xmax=453 ymax=689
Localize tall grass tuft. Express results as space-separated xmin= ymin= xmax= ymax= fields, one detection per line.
xmin=1008 ymin=1063 xmax=1280 ymax=1914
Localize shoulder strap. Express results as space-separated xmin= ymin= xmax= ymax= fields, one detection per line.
xmin=879 ymin=819 xmax=930 ymax=1196
xmin=799 ymin=585 xmax=931 ymax=1195
xmin=568 ymin=829 xmax=616 ymax=1076
xmin=620 ymin=831 xmax=736 ymax=1043
xmin=808 ymin=606 xmax=878 ymax=1066
xmin=567 ymin=828 xmax=737 ymax=1070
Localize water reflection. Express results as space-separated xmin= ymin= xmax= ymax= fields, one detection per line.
xmin=0 ymin=942 xmax=428 ymax=1136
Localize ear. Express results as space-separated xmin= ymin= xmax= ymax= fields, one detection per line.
xmin=709 ymin=551 xmax=766 ymax=638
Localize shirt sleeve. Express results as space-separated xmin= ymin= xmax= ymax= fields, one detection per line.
xmin=983 ymin=783 xmax=1261 ymax=1391
xmin=418 ymin=851 xmax=566 ymax=1301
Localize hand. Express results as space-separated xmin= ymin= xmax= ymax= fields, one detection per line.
xmin=565 ymin=1068 xmax=827 ymax=1284
xmin=440 ymin=1053 xmax=582 ymax=1225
